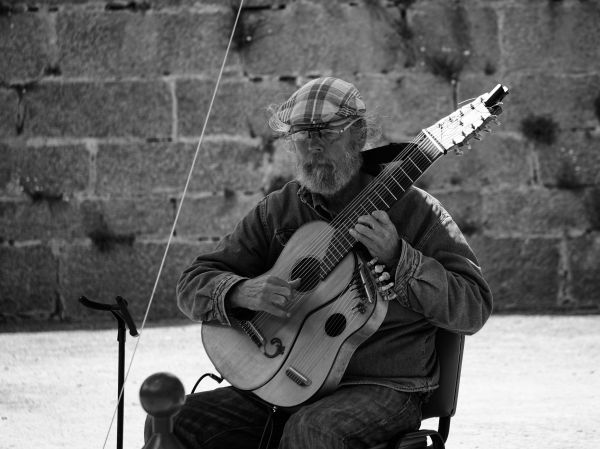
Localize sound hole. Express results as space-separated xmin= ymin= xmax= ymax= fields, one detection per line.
xmin=324 ymin=313 xmax=346 ymax=337
xmin=290 ymin=257 xmax=321 ymax=292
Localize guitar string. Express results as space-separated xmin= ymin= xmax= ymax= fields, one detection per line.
xmin=249 ymin=135 xmax=440 ymax=333
xmin=249 ymin=131 xmax=444 ymax=330
xmin=247 ymin=102 xmax=489 ymax=342
xmin=288 ymin=104 xmax=493 ymax=373
xmin=288 ymin=101 xmax=489 ymax=284
xmin=97 ymin=3 xmax=246 ymax=448
xmin=246 ymin=136 xmax=426 ymax=331
xmin=289 ymin=258 xmax=378 ymax=373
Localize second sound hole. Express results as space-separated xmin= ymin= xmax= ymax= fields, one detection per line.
xmin=324 ymin=313 xmax=346 ymax=337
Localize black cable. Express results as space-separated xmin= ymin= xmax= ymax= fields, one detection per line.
xmin=257 ymin=405 xmax=277 ymax=449
xmin=190 ymin=373 xmax=223 ymax=394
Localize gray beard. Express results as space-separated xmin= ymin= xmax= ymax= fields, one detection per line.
xmin=295 ymin=149 xmax=362 ymax=196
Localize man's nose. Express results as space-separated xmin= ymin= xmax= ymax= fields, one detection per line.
xmin=307 ymin=134 xmax=323 ymax=152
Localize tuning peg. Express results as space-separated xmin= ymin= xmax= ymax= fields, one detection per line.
xmin=373 ymin=264 xmax=385 ymax=274
xmin=454 ymin=147 xmax=464 ymax=155
xmin=367 ymin=258 xmax=378 ymax=267
xmin=473 ymin=133 xmax=482 ymax=141
xmin=378 ymin=272 xmax=391 ymax=282
xmin=490 ymin=115 xmax=501 ymax=125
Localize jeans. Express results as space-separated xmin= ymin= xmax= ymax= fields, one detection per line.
xmin=146 ymin=385 xmax=423 ymax=449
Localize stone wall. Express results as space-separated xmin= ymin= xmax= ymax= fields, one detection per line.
xmin=1 ymin=0 xmax=599 ymax=327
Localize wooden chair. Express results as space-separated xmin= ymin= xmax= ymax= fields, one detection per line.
xmin=372 ymin=328 xmax=466 ymax=449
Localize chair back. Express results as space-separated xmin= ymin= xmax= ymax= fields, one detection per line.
xmin=421 ymin=328 xmax=465 ymax=420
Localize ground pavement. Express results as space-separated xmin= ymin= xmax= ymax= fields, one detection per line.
xmin=1 ymin=315 xmax=599 ymax=449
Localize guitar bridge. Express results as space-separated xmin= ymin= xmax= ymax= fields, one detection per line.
xmin=238 ymin=320 xmax=265 ymax=348
xmin=285 ymin=366 xmax=312 ymax=386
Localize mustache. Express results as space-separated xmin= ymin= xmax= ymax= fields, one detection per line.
xmin=303 ymin=156 xmax=334 ymax=167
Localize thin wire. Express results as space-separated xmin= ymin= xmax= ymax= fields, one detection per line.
xmin=99 ymin=2 xmax=246 ymax=447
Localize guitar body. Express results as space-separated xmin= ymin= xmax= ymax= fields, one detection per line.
xmin=201 ymin=221 xmax=388 ymax=407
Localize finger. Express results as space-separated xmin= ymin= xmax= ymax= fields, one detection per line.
xmin=356 ymin=214 xmax=380 ymax=230
xmin=349 ymin=228 xmax=377 ymax=250
xmin=289 ymin=278 xmax=302 ymax=289
xmin=349 ymin=227 xmax=364 ymax=241
xmin=269 ymin=284 xmax=293 ymax=299
xmin=264 ymin=303 xmax=291 ymax=319
xmin=354 ymin=223 xmax=376 ymax=239
xmin=371 ymin=210 xmax=392 ymax=225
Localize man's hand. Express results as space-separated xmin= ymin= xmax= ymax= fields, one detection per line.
xmin=228 ymin=276 xmax=302 ymax=319
xmin=349 ymin=210 xmax=401 ymax=267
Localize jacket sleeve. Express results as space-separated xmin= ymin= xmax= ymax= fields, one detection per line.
xmin=176 ymin=197 xmax=271 ymax=325
xmin=392 ymin=202 xmax=493 ymax=335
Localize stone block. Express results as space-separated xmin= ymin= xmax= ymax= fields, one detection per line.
xmin=534 ymin=130 xmax=600 ymax=188
xmin=56 ymin=5 xmax=238 ymax=77
xmin=56 ymin=10 xmax=160 ymax=78
xmin=0 ymin=244 xmax=58 ymax=320
xmin=409 ymin=0 xmax=501 ymax=77
xmin=417 ymin=133 xmax=532 ymax=190
xmin=0 ymin=142 xmax=89 ymax=198
xmin=157 ymin=8 xmax=242 ymax=75
xmin=469 ymin=235 xmax=561 ymax=311
xmin=237 ymin=1 xmax=405 ymax=76
xmin=96 ymin=138 xmax=266 ymax=195
xmin=0 ymin=13 xmax=51 ymax=82
xmin=59 ymin=240 xmax=216 ymax=321
xmin=568 ymin=233 xmax=600 ymax=309
xmin=81 ymin=195 xmax=175 ymax=239
xmin=356 ymin=73 xmax=454 ymax=139
xmin=0 ymin=198 xmax=85 ymax=241
xmin=0 ymin=88 xmax=18 ymax=137
xmin=482 ymin=188 xmax=589 ymax=235
xmin=22 ymin=80 xmax=172 ymax=138
xmin=176 ymin=77 xmax=296 ymax=137
xmin=502 ymin=2 xmax=600 ymax=74
xmin=177 ymin=191 xmax=263 ymax=238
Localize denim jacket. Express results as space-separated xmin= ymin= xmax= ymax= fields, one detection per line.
xmin=177 ymin=178 xmax=493 ymax=393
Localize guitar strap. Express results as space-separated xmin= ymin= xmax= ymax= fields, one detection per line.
xmin=360 ymin=142 xmax=411 ymax=176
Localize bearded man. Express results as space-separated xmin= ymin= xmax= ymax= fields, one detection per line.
xmin=162 ymin=77 xmax=493 ymax=449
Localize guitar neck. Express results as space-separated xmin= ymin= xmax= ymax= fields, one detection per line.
xmin=319 ymin=132 xmax=443 ymax=276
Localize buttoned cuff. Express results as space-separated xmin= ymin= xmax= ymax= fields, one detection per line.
xmin=213 ymin=274 xmax=248 ymax=326
xmin=394 ymin=239 xmax=422 ymax=309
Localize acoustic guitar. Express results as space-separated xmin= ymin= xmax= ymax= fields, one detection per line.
xmin=201 ymin=84 xmax=509 ymax=407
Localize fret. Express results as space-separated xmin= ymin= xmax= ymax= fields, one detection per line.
xmin=399 ymin=166 xmax=414 ymax=183
xmin=374 ymin=190 xmax=390 ymax=209
xmin=381 ymin=182 xmax=397 ymax=200
xmin=388 ymin=175 xmax=406 ymax=192
xmin=406 ymin=156 xmax=424 ymax=175
xmin=420 ymin=147 xmax=433 ymax=163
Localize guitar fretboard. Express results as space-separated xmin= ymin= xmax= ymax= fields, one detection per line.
xmin=319 ymin=133 xmax=443 ymax=278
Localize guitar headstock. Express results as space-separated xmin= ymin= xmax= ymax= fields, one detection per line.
xmin=423 ymin=84 xmax=509 ymax=155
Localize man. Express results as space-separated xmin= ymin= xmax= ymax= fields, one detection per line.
xmin=169 ymin=77 xmax=493 ymax=449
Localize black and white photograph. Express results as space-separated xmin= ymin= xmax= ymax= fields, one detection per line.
xmin=1 ymin=1 xmax=599 ymax=448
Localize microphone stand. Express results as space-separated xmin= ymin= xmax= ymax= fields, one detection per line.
xmin=79 ymin=295 xmax=139 ymax=449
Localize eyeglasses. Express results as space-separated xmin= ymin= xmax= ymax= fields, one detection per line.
xmin=287 ymin=118 xmax=361 ymax=144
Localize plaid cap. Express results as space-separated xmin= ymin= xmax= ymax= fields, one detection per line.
xmin=269 ymin=77 xmax=366 ymax=133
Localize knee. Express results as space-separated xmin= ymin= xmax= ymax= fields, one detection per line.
xmin=280 ymin=409 xmax=342 ymax=449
